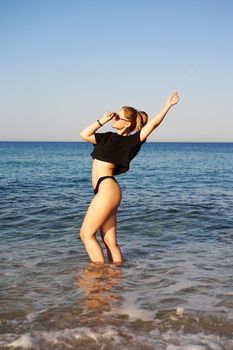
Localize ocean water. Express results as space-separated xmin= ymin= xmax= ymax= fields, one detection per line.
xmin=0 ymin=141 xmax=233 ymax=350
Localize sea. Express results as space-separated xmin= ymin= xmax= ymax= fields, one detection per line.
xmin=0 ymin=141 xmax=233 ymax=350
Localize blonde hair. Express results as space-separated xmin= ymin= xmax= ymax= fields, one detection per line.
xmin=122 ymin=106 xmax=148 ymax=132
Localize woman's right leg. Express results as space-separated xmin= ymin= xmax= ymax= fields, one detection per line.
xmin=100 ymin=209 xmax=123 ymax=263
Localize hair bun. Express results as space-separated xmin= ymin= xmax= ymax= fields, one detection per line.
xmin=137 ymin=111 xmax=148 ymax=129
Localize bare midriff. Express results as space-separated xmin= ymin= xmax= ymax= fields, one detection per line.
xmin=92 ymin=159 xmax=116 ymax=189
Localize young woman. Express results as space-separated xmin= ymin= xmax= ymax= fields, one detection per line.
xmin=80 ymin=92 xmax=179 ymax=264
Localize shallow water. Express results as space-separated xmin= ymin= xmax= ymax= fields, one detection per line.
xmin=0 ymin=141 xmax=233 ymax=349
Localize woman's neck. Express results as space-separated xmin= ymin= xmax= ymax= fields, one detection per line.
xmin=116 ymin=129 xmax=129 ymax=136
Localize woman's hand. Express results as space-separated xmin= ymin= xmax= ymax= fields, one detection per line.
xmin=165 ymin=92 xmax=179 ymax=108
xmin=100 ymin=112 xmax=115 ymax=124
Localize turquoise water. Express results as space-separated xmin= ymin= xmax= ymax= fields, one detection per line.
xmin=0 ymin=141 xmax=233 ymax=349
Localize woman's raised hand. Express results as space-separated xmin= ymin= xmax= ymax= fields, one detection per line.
xmin=165 ymin=92 xmax=179 ymax=108
xmin=103 ymin=112 xmax=115 ymax=121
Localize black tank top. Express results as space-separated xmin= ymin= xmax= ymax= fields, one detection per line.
xmin=91 ymin=131 xmax=145 ymax=175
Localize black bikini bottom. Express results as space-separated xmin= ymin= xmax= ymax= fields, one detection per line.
xmin=93 ymin=176 xmax=118 ymax=195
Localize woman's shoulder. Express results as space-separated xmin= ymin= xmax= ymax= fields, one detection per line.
xmin=94 ymin=131 xmax=113 ymax=143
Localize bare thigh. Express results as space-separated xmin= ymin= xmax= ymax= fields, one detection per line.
xmin=81 ymin=179 xmax=121 ymax=237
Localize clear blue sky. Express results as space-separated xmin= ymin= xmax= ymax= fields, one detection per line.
xmin=0 ymin=0 xmax=232 ymax=141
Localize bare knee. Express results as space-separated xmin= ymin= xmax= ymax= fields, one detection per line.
xmin=103 ymin=236 xmax=118 ymax=250
xmin=80 ymin=227 xmax=85 ymax=242
xmin=80 ymin=226 xmax=94 ymax=243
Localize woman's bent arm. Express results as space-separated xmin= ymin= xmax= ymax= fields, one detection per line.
xmin=80 ymin=113 xmax=114 ymax=143
xmin=140 ymin=92 xmax=179 ymax=142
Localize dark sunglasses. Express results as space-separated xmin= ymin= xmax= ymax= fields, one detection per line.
xmin=113 ymin=113 xmax=128 ymax=122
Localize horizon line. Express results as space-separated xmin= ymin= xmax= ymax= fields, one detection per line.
xmin=0 ymin=140 xmax=233 ymax=144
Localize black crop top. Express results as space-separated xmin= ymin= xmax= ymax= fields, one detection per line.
xmin=91 ymin=131 xmax=145 ymax=175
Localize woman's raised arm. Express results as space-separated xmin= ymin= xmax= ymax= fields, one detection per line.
xmin=80 ymin=112 xmax=114 ymax=143
xmin=140 ymin=92 xmax=179 ymax=142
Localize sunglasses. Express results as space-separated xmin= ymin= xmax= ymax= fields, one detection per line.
xmin=113 ymin=113 xmax=128 ymax=122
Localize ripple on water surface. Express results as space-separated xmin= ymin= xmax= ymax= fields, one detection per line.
xmin=1 ymin=142 xmax=233 ymax=349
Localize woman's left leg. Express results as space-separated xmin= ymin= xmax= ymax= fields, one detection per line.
xmin=100 ymin=209 xmax=123 ymax=263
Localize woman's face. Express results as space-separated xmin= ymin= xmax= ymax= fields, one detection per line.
xmin=111 ymin=109 xmax=129 ymax=130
